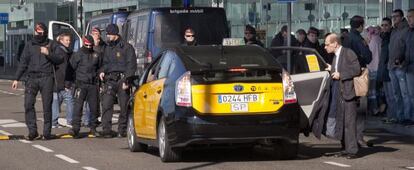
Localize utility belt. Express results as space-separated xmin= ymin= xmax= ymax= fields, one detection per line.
xmin=75 ymin=79 xmax=97 ymax=86
xmin=105 ymin=72 xmax=125 ymax=82
xmin=27 ymin=72 xmax=53 ymax=79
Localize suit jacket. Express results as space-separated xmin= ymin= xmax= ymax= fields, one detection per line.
xmin=332 ymin=47 xmax=361 ymax=101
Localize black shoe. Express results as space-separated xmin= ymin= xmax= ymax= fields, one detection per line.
xmin=89 ymin=128 xmax=100 ymax=137
xmin=117 ymin=131 xmax=127 ymax=138
xmin=324 ymin=151 xmax=344 ymax=157
xmin=358 ymin=140 xmax=373 ymax=148
xmin=43 ymin=134 xmax=58 ymax=140
xmin=333 ymin=151 xmax=348 ymax=158
xmin=366 ymin=141 xmax=374 ymax=147
xmin=68 ymin=129 xmax=80 ymax=139
xmin=345 ymin=153 xmax=358 ymax=159
xmin=101 ymin=131 xmax=113 ymax=138
xmin=26 ymin=133 xmax=40 ymax=141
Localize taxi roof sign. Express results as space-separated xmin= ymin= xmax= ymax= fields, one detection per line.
xmin=222 ymin=38 xmax=245 ymax=46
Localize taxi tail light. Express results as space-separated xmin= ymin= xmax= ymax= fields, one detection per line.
xmin=282 ymin=69 xmax=297 ymax=104
xmin=228 ymin=68 xmax=248 ymax=72
xmin=175 ymin=71 xmax=192 ymax=107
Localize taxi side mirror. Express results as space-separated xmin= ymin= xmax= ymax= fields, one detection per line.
xmin=127 ymin=75 xmax=140 ymax=88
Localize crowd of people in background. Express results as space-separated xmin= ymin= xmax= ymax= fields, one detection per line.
xmin=243 ymin=8 xmax=414 ymax=158
xmin=244 ymin=9 xmax=414 ymax=127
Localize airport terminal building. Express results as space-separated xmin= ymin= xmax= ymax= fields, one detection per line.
xmin=0 ymin=0 xmax=413 ymax=69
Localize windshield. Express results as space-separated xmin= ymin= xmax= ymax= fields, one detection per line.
xmin=155 ymin=9 xmax=228 ymax=47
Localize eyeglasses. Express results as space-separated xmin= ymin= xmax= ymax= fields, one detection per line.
xmin=185 ymin=34 xmax=194 ymax=37
xmin=244 ymin=32 xmax=252 ymax=35
xmin=84 ymin=44 xmax=93 ymax=47
xmin=391 ymin=15 xmax=401 ymax=18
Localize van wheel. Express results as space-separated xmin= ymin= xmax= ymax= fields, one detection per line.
xmin=127 ymin=114 xmax=147 ymax=152
xmin=158 ymin=116 xmax=182 ymax=162
xmin=272 ymin=139 xmax=298 ymax=160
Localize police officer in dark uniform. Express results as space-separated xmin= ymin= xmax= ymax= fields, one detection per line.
xmin=99 ymin=24 xmax=137 ymax=138
xmin=82 ymin=27 xmax=106 ymax=127
xmin=68 ymin=35 xmax=101 ymax=138
xmin=11 ymin=22 xmax=63 ymax=140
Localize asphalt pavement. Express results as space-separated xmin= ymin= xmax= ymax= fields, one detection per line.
xmin=0 ymin=79 xmax=413 ymax=170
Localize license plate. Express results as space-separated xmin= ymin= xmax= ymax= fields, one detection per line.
xmin=231 ymin=103 xmax=248 ymax=112
xmin=218 ymin=94 xmax=259 ymax=103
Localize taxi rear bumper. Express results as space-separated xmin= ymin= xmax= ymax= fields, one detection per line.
xmin=164 ymin=103 xmax=301 ymax=148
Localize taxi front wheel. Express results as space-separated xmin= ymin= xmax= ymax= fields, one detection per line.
xmin=127 ymin=114 xmax=148 ymax=152
xmin=158 ymin=116 xmax=182 ymax=162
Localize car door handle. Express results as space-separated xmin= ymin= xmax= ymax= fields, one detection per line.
xmin=156 ymin=89 xmax=162 ymax=94
xmin=143 ymin=93 xmax=147 ymax=98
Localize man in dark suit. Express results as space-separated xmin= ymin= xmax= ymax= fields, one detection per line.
xmin=324 ymin=33 xmax=361 ymax=159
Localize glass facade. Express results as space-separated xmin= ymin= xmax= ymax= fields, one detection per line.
xmin=206 ymin=0 xmax=395 ymax=46
xmin=0 ymin=0 xmax=412 ymax=68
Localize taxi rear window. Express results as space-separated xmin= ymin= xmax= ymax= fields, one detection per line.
xmin=179 ymin=46 xmax=283 ymax=83
xmin=180 ymin=46 xmax=280 ymax=70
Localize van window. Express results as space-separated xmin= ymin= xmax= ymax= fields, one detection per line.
xmin=126 ymin=18 xmax=138 ymax=47
xmin=154 ymin=10 xmax=227 ymax=47
xmin=136 ymin=15 xmax=148 ymax=46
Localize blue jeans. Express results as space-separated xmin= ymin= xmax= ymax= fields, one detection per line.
xmin=368 ymin=71 xmax=378 ymax=114
xmin=389 ymin=68 xmax=411 ymax=121
xmin=52 ymin=89 xmax=74 ymax=126
xmin=82 ymin=102 xmax=93 ymax=126
xmin=406 ymin=66 xmax=414 ymax=121
xmin=383 ymin=81 xmax=396 ymax=119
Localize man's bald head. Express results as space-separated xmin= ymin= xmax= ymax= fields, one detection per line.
xmin=324 ymin=33 xmax=341 ymax=54
xmin=325 ymin=33 xmax=341 ymax=45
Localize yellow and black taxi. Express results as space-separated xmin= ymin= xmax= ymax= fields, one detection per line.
xmin=127 ymin=45 xmax=305 ymax=162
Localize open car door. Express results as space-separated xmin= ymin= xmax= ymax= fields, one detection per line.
xmin=269 ymin=47 xmax=330 ymax=132
xmin=48 ymin=21 xmax=82 ymax=52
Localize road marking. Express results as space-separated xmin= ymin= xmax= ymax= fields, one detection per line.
xmin=32 ymin=145 xmax=54 ymax=153
xmin=19 ymin=139 xmax=32 ymax=144
xmin=0 ymin=89 xmax=18 ymax=95
xmin=83 ymin=167 xmax=98 ymax=170
xmin=0 ymin=119 xmax=18 ymax=124
xmin=55 ymin=154 xmax=79 ymax=164
xmin=2 ymin=122 xmax=27 ymax=128
xmin=406 ymin=167 xmax=414 ymax=170
xmin=0 ymin=119 xmax=26 ymax=128
xmin=324 ymin=161 xmax=351 ymax=168
xmin=0 ymin=129 xmax=13 ymax=136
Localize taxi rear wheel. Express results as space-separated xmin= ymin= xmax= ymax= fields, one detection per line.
xmin=272 ymin=139 xmax=298 ymax=160
xmin=127 ymin=114 xmax=148 ymax=152
xmin=158 ymin=116 xmax=182 ymax=162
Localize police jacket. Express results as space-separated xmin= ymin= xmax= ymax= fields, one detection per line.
xmin=271 ymin=33 xmax=298 ymax=47
xmin=244 ymin=37 xmax=264 ymax=47
xmin=101 ymin=38 xmax=137 ymax=79
xmin=15 ymin=39 xmax=64 ymax=81
xmin=70 ymin=47 xmax=101 ymax=84
xmin=389 ymin=19 xmax=409 ymax=69
xmin=53 ymin=42 xmax=74 ymax=91
xmin=342 ymin=29 xmax=372 ymax=67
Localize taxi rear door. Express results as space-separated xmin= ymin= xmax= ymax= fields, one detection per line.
xmin=134 ymin=56 xmax=162 ymax=138
xmin=269 ymin=47 xmax=330 ymax=118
